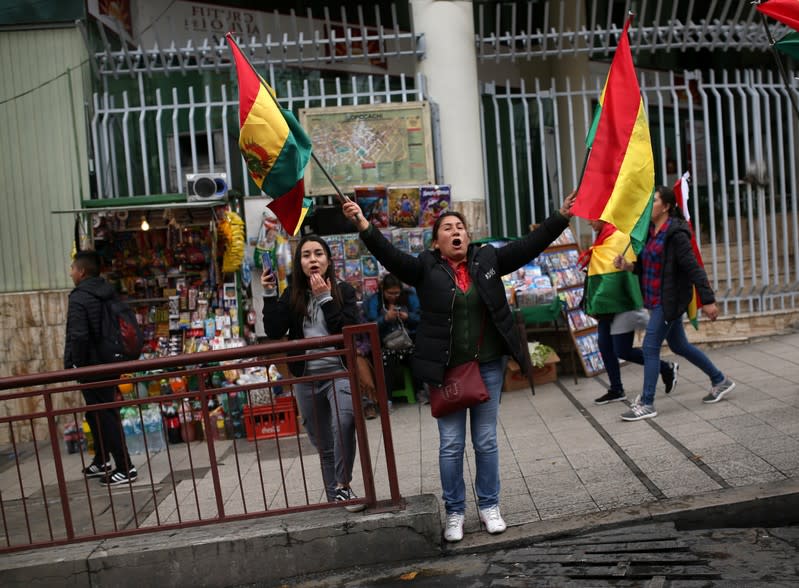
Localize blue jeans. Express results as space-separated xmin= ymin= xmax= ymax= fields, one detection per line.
xmin=294 ymin=377 xmax=356 ymax=501
xmin=597 ymin=318 xmax=671 ymax=392
xmin=437 ymin=358 xmax=504 ymax=515
xmin=641 ymin=305 xmax=724 ymax=406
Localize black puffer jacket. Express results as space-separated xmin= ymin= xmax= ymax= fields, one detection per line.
xmin=262 ymin=282 xmax=360 ymax=377
xmin=635 ymin=217 xmax=715 ymax=322
xmin=64 ymin=276 xmax=117 ymax=369
xmin=360 ymin=213 xmax=570 ymax=385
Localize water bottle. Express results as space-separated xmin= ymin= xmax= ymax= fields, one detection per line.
xmin=122 ymin=409 xmax=143 ymax=455
xmin=144 ymin=408 xmax=166 ymax=453
xmin=268 ymin=364 xmax=283 ymax=396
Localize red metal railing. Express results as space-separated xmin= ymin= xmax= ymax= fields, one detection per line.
xmin=0 ymin=323 xmax=402 ymax=553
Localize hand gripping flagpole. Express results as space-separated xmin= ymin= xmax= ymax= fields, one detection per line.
xmin=756 ymin=2 xmax=799 ymax=123
xmin=226 ymin=34 xmax=360 ymax=218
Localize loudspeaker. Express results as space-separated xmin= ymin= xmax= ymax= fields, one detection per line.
xmin=186 ymin=173 xmax=228 ymax=202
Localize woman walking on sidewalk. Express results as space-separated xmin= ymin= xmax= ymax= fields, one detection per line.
xmin=342 ymin=193 xmax=575 ymax=542
xmin=613 ymin=186 xmax=735 ymax=421
xmin=581 ymin=219 xmax=678 ymax=405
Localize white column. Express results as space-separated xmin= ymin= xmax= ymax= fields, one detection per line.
xmin=410 ymin=1 xmax=486 ymax=228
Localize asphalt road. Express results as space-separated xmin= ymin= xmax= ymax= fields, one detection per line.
xmin=264 ymin=521 xmax=799 ymax=587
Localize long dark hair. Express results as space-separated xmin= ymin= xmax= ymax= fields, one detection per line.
xmin=431 ymin=210 xmax=468 ymax=242
xmin=656 ymin=185 xmax=685 ymax=220
xmin=289 ymin=235 xmax=342 ymax=317
xmin=379 ymin=273 xmax=411 ymax=308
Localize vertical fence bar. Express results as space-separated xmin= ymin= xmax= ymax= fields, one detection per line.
xmin=44 ymin=394 xmax=74 ymax=541
xmin=505 ymin=80 xmax=523 ymax=235
xmin=138 ymin=73 xmax=151 ymax=194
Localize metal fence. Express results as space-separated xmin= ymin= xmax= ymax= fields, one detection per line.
xmin=0 ymin=324 xmax=402 ymax=554
xmin=89 ymin=63 xmax=799 ymax=316
xmin=481 ymin=67 xmax=799 ymax=315
xmin=89 ymin=69 xmax=426 ymax=201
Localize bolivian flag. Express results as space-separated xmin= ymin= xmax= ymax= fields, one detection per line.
xmin=582 ymin=222 xmax=643 ymax=316
xmin=227 ymin=33 xmax=313 ymax=235
xmin=573 ymin=16 xmax=654 ymax=253
xmin=674 ymin=172 xmax=704 ymax=329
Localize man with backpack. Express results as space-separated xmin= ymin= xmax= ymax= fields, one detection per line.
xmin=65 ymin=250 xmax=138 ymax=485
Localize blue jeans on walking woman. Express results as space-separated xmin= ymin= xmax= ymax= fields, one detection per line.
xmin=641 ymin=305 xmax=724 ymax=406
xmin=597 ymin=317 xmax=672 ymax=393
xmin=436 ymin=358 xmax=505 ymax=515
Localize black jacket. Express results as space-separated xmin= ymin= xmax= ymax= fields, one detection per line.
xmin=64 ymin=276 xmax=117 ymax=370
xmin=360 ymin=213 xmax=570 ymax=385
xmin=635 ymin=217 xmax=715 ymax=322
xmin=262 ymin=281 xmax=360 ymax=377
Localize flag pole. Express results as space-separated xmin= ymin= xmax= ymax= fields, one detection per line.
xmin=757 ymin=5 xmax=799 ymax=122
xmin=226 ymin=34 xmax=356 ymax=210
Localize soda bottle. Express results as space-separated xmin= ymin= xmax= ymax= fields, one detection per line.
xmin=82 ymin=418 xmax=94 ymax=456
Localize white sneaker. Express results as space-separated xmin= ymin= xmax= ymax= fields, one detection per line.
xmin=444 ymin=512 xmax=465 ymax=542
xmin=479 ymin=505 xmax=507 ymax=534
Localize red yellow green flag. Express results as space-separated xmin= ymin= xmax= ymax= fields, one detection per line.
xmin=580 ymin=222 xmax=643 ymax=316
xmin=757 ymin=0 xmax=799 ymax=32
xmin=227 ymin=33 xmax=312 ymax=235
xmin=674 ymin=172 xmax=704 ymax=329
xmin=572 ymin=16 xmax=654 ymax=252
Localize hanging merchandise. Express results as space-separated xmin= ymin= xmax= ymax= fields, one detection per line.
xmin=252 ymin=209 xmax=292 ymax=295
xmin=221 ymin=210 xmax=246 ymax=273
xmin=253 ymin=212 xmax=279 ymax=269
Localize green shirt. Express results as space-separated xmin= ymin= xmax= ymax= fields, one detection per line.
xmin=449 ymin=285 xmax=506 ymax=367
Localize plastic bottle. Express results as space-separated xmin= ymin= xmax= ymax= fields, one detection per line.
xmin=164 ymin=404 xmax=182 ymax=444
xmin=143 ymin=407 xmax=166 ymax=453
xmin=82 ymin=418 xmax=94 ymax=456
xmin=215 ymin=414 xmax=227 ymax=440
xmin=121 ymin=408 xmax=143 ymax=455
xmin=268 ymin=364 xmax=283 ymax=396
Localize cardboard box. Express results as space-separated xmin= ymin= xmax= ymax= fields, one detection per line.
xmin=503 ymin=352 xmax=560 ymax=391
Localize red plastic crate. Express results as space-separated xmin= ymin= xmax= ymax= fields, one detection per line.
xmin=243 ymin=397 xmax=298 ymax=441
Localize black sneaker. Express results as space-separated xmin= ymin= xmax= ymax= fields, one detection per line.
xmin=99 ymin=467 xmax=138 ymax=486
xmin=83 ymin=461 xmax=112 ymax=478
xmin=334 ymin=486 xmax=366 ymax=512
xmin=594 ymin=390 xmax=626 ymax=405
xmin=663 ymin=361 xmax=679 ymax=394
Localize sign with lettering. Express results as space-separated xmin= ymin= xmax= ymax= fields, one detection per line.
xmin=136 ymin=0 xmax=265 ymax=48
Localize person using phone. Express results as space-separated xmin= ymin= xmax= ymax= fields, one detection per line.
xmin=363 ymin=273 xmax=421 ymax=399
xmin=260 ymin=235 xmax=364 ymax=512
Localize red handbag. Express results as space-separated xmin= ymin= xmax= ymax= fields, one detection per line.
xmin=429 ymin=360 xmax=490 ymax=418
xmin=428 ymin=314 xmax=489 ymax=418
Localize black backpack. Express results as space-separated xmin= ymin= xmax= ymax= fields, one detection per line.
xmin=96 ymin=296 xmax=144 ymax=363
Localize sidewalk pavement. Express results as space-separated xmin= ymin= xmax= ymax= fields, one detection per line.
xmin=2 ymin=333 xmax=799 ymax=586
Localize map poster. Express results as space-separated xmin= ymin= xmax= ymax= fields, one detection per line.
xmin=354 ymin=185 xmax=389 ymax=228
xmin=299 ymin=102 xmax=435 ymax=195
xmin=419 ymin=184 xmax=451 ymax=227
xmin=388 ymin=186 xmax=421 ymax=228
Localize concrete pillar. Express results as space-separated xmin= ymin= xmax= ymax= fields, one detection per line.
xmin=410 ymin=0 xmax=487 ymax=235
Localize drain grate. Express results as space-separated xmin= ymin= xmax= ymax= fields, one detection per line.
xmin=491 ymin=523 xmax=722 ymax=584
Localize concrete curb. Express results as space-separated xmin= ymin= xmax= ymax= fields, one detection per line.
xmin=2 ymin=481 xmax=798 ymax=587
xmin=447 ymin=478 xmax=799 ymax=554
xmin=0 ymin=495 xmax=442 ymax=588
